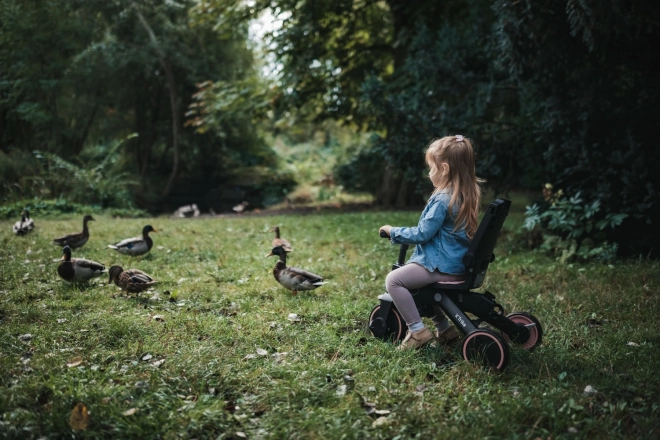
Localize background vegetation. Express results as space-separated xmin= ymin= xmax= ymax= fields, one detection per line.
xmin=0 ymin=205 xmax=658 ymax=438
xmin=2 ymin=1 xmax=658 ymax=247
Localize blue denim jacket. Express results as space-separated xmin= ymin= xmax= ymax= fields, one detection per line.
xmin=389 ymin=191 xmax=470 ymax=275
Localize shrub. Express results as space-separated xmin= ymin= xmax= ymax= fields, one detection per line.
xmin=524 ymin=190 xmax=627 ymax=263
xmin=33 ymin=135 xmax=138 ymax=209
xmin=0 ymin=198 xmax=147 ymax=220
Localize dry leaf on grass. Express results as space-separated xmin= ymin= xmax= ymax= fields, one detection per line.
xmin=372 ymin=416 xmax=389 ymax=427
xmin=67 ymin=357 xmax=83 ymax=368
xmin=123 ymin=408 xmax=138 ymax=416
xmin=69 ymin=402 xmax=90 ymax=430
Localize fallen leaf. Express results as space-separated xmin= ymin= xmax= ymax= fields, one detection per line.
xmin=336 ymin=385 xmax=347 ymax=397
xmin=256 ymin=348 xmax=268 ymax=356
xmin=627 ymin=341 xmax=639 ymax=347
xmin=372 ymin=416 xmax=389 ymax=427
xmin=374 ymin=409 xmax=391 ymax=415
xmin=18 ymin=334 xmax=33 ymax=342
xmin=57 ymin=318 xmax=67 ymax=324
xmin=151 ymin=359 xmax=165 ymax=367
xmin=123 ymin=408 xmax=138 ymax=416
xmin=287 ymin=313 xmax=301 ymax=322
xmin=362 ymin=401 xmax=376 ymax=415
xmin=69 ymin=402 xmax=90 ymax=431
xmin=141 ymin=354 xmax=153 ymax=361
xmin=243 ymin=354 xmax=258 ymax=360
xmin=67 ymin=357 xmax=83 ymax=368
xmin=236 ymin=432 xmax=247 ymax=439
xmin=153 ymin=315 xmax=164 ymax=322
xmin=583 ymin=385 xmax=597 ymax=396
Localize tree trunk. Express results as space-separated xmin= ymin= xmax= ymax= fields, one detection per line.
xmin=132 ymin=3 xmax=180 ymax=197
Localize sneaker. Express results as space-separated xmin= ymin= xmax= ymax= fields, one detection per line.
xmin=397 ymin=327 xmax=434 ymax=350
xmin=435 ymin=325 xmax=461 ymax=345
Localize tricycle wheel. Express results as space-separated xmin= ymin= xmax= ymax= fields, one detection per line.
xmin=368 ymin=304 xmax=404 ymax=343
xmin=503 ymin=312 xmax=543 ymax=350
xmin=462 ymin=329 xmax=510 ymax=371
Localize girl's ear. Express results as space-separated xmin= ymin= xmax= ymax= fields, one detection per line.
xmin=441 ymin=162 xmax=449 ymax=176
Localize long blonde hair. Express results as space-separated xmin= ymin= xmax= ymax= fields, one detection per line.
xmin=425 ymin=135 xmax=484 ymax=238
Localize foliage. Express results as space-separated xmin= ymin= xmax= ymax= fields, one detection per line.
xmin=0 ymin=198 xmax=147 ymax=220
xmin=0 ymin=209 xmax=658 ymax=438
xmin=33 ymin=135 xmax=139 ymax=209
xmin=0 ymin=0 xmax=275 ymax=212
xmin=524 ymin=192 xmax=627 ymax=263
xmin=492 ymin=0 xmax=660 ymax=253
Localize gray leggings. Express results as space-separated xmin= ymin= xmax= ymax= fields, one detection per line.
xmin=385 ymin=263 xmax=465 ymax=327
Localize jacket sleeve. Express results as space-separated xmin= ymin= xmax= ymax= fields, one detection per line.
xmin=390 ymin=198 xmax=447 ymax=245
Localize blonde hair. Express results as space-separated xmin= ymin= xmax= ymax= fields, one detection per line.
xmin=425 ymin=135 xmax=484 ymax=238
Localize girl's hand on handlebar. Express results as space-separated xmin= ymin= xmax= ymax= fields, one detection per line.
xmin=379 ymin=225 xmax=392 ymax=238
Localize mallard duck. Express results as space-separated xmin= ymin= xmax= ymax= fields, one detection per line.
xmin=266 ymin=246 xmax=325 ymax=295
xmin=53 ymin=215 xmax=95 ymax=249
xmin=108 ymin=265 xmax=157 ymax=294
xmin=269 ymin=226 xmax=293 ymax=252
xmin=108 ymin=225 xmax=157 ymax=256
xmin=57 ymin=245 xmax=105 ymax=283
xmin=13 ymin=210 xmax=35 ymax=235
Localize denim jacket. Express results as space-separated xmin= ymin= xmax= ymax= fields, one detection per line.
xmin=389 ymin=191 xmax=470 ymax=275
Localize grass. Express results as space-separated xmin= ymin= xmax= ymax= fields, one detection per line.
xmin=0 ymin=203 xmax=658 ymax=439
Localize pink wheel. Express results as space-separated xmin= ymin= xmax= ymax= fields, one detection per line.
xmin=503 ymin=312 xmax=543 ymax=350
xmin=368 ymin=304 xmax=404 ymax=343
xmin=462 ymin=329 xmax=510 ymax=371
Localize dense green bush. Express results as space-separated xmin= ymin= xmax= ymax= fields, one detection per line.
xmin=33 ymin=135 xmax=138 ymax=209
xmin=0 ymin=199 xmax=147 ymax=220
xmin=493 ymin=0 xmax=660 ymax=254
xmin=524 ymin=192 xmax=627 ymax=263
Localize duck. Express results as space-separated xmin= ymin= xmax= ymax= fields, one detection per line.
xmin=108 ymin=265 xmax=158 ymax=294
xmin=269 ymin=226 xmax=293 ymax=252
xmin=57 ymin=245 xmax=105 ymax=283
xmin=108 ymin=225 xmax=157 ymax=256
xmin=266 ymin=246 xmax=325 ymax=295
xmin=53 ymin=215 xmax=95 ymax=249
xmin=13 ymin=209 xmax=35 ymax=235
xmin=233 ymin=201 xmax=249 ymax=214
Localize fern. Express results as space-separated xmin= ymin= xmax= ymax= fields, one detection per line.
xmin=33 ymin=134 xmax=139 ymax=209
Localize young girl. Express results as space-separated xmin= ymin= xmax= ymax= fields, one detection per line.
xmin=379 ymin=135 xmax=483 ymax=350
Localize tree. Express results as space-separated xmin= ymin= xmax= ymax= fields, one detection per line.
xmin=1 ymin=0 xmax=286 ymax=211
xmin=492 ymin=0 xmax=660 ymax=253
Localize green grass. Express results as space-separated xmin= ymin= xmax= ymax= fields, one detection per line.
xmin=0 ymin=206 xmax=658 ymax=439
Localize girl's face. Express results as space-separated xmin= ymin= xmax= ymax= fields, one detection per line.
xmin=428 ymin=160 xmax=448 ymax=188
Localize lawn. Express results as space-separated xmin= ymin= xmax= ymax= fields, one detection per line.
xmin=0 ymin=203 xmax=658 ymax=439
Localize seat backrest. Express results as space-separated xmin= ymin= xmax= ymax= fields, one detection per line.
xmin=462 ymin=198 xmax=511 ymax=288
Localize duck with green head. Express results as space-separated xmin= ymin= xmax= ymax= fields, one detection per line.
xmin=13 ymin=209 xmax=35 ymax=235
xmin=108 ymin=225 xmax=157 ymax=256
xmin=266 ymin=246 xmax=325 ymax=295
xmin=57 ymin=245 xmax=105 ymax=283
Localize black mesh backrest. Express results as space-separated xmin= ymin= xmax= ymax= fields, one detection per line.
xmin=462 ymin=199 xmax=511 ymax=288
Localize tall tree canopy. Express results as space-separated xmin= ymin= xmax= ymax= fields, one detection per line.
xmin=195 ymin=0 xmax=659 ymax=252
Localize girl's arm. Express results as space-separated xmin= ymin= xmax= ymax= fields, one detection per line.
xmin=389 ymin=198 xmax=447 ymax=245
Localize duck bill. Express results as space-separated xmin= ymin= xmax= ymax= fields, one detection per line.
xmin=152 ymin=228 xmax=158 ymax=233
xmin=265 ymin=252 xmax=273 ymax=257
